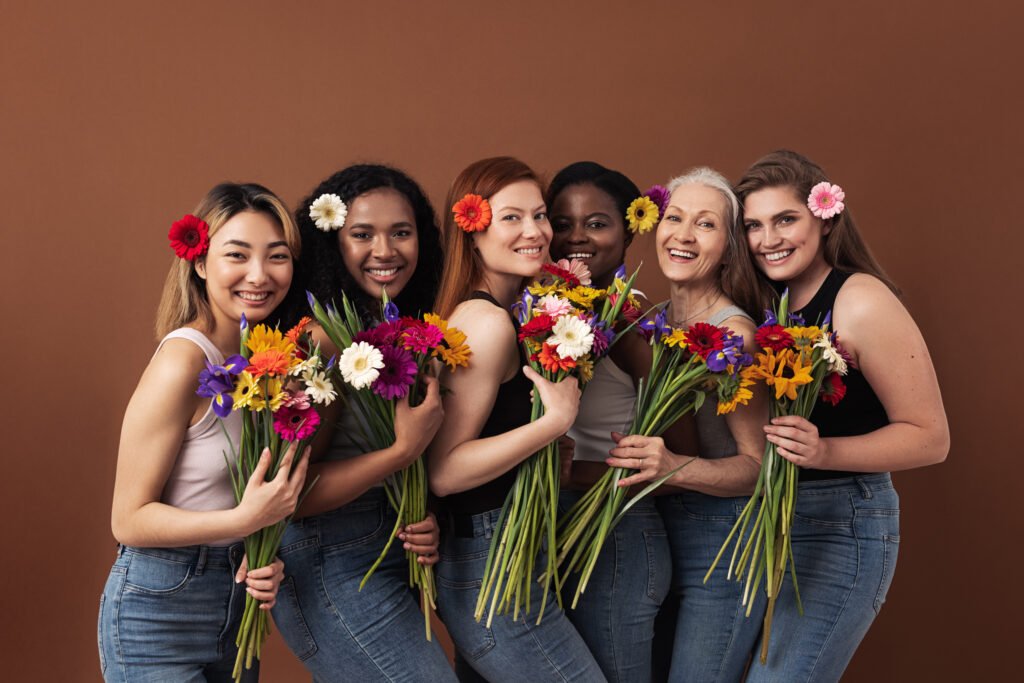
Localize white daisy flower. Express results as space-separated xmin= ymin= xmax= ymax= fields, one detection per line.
xmin=338 ymin=341 xmax=385 ymax=389
xmin=309 ymin=193 xmax=348 ymax=231
xmin=814 ymin=336 xmax=848 ymax=376
xmin=549 ymin=315 xmax=594 ymax=360
xmin=304 ymin=371 xmax=338 ymax=405
xmin=289 ymin=356 xmax=321 ymax=379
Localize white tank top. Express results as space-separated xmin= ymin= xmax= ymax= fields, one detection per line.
xmin=157 ymin=328 xmax=242 ymax=545
xmin=568 ymin=356 xmax=637 ymax=462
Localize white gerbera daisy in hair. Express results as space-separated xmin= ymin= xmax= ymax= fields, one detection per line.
xmin=310 ymin=193 xmax=348 ymax=231
xmin=338 ymin=341 xmax=385 ymax=389
xmin=304 ymin=370 xmax=338 ymax=405
xmin=549 ymin=315 xmax=594 ymax=360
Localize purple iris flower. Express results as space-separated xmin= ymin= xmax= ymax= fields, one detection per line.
xmin=788 ymin=312 xmax=805 ymax=326
xmin=306 ymin=290 xmax=317 ymax=311
xmin=613 ymin=263 xmax=627 ymax=281
xmin=706 ymin=349 xmax=730 ymax=373
xmin=640 ymin=309 xmax=670 ymax=341
xmin=383 ymin=301 xmax=401 ymax=322
xmin=822 ymin=310 xmax=832 ymax=327
xmin=762 ymin=309 xmax=778 ymax=326
xmin=197 ymin=360 xmax=243 ymax=418
xmin=239 ymin=313 xmax=248 ymax=332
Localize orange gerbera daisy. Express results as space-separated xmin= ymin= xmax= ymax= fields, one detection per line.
xmin=286 ymin=316 xmax=313 ymax=345
xmin=247 ymin=349 xmax=291 ymax=378
xmin=453 ymin=194 xmax=492 ymax=232
xmin=423 ymin=313 xmax=472 ymax=370
xmin=755 ymin=348 xmax=813 ymax=401
xmin=536 ymin=343 xmax=576 ymax=373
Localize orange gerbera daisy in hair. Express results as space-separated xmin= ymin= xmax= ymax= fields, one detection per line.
xmin=453 ymin=193 xmax=492 ymax=232
xmin=286 ymin=316 xmax=313 ymax=345
xmin=535 ymin=343 xmax=576 ymax=373
xmin=247 ymin=349 xmax=291 ymax=378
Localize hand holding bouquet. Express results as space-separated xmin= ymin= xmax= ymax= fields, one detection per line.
xmin=705 ymin=290 xmax=849 ymax=663
xmin=197 ymin=316 xmax=331 ymax=682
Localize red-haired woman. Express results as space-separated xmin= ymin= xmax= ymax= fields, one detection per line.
xmin=429 ymin=157 xmax=606 ymax=682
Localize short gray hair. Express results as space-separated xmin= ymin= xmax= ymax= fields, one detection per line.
xmin=666 ymin=167 xmax=740 ymax=229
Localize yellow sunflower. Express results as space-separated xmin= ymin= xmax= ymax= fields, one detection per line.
xmin=786 ymin=326 xmax=823 ymax=361
xmin=626 ymin=196 xmax=660 ymax=234
xmin=716 ymin=373 xmax=755 ymax=415
xmin=563 ymin=286 xmax=605 ymax=307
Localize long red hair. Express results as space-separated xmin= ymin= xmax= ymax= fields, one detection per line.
xmin=435 ymin=157 xmax=543 ymax=317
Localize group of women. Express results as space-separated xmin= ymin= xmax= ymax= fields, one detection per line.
xmin=98 ymin=151 xmax=949 ymax=683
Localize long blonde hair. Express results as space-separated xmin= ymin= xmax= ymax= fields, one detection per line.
xmin=155 ymin=182 xmax=300 ymax=338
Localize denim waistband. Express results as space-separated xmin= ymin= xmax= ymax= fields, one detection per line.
xmin=796 ymin=472 xmax=893 ymax=496
xmin=444 ymin=507 xmax=504 ymax=539
xmin=118 ymin=543 xmax=244 ymax=571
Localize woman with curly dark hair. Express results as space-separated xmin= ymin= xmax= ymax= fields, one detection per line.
xmin=270 ymin=164 xmax=456 ymax=682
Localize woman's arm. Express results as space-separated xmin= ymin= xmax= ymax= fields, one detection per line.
xmin=111 ymin=339 xmax=308 ymax=547
xmin=428 ymin=301 xmax=580 ymax=497
xmin=764 ymin=274 xmax=950 ymax=471
xmin=295 ymin=325 xmax=445 ymax=517
xmin=607 ymin=315 xmax=767 ymax=497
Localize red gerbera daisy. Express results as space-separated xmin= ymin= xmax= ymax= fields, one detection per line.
xmin=518 ymin=313 xmax=555 ymax=342
xmin=541 ymin=263 xmax=581 ymax=288
xmin=685 ymin=322 xmax=725 ymax=360
xmin=820 ymin=372 xmax=847 ymax=406
xmin=168 ymin=214 xmax=210 ymax=261
xmin=453 ymin=194 xmax=492 ymax=232
xmin=755 ymin=324 xmax=794 ymax=352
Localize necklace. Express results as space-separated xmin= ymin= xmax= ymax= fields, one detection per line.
xmin=670 ymin=291 xmax=722 ymax=327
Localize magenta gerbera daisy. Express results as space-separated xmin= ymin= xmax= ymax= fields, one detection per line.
xmin=272 ymin=404 xmax=320 ymax=441
xmin=371 ymin=345 xmax=418 ymax=400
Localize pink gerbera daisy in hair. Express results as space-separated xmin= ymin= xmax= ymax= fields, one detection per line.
xmin=807 ymin=182 xmax=846 ymax=219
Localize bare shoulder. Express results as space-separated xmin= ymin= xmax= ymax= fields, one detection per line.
xmin=146 ymin=337 xmax=208 ymax=385
xmin=449 ymin=300 xmax=517 ymax=375
xmin=834 ymin=273 xmax=909 ymax=328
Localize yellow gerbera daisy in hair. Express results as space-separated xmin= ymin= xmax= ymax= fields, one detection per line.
xmin=246 ymin=324 xmax=296 ymax=356
xmin=626 ymin=196 xmax=660 ymax=234
xmin=663 ymin=329 xmax=688 ymax=348
xmin=231 ymin=371 xmax=262 ymax=410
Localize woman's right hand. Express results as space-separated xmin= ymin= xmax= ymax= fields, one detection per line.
xmin=393 ymin=375 xmax=444 ymax=466
xmin=237 ymin=443 xmax=310 ymax=535
xmin=523 ymin=365 xmax=581 ymax=434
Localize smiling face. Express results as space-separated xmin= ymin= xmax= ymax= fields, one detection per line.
xmin=549 ymin=183 xmax=627 ymax=287
xmin=742 ymin=185 xmax=830 ymax=284
xmin=472 ymin=180 xmax=551 ymax=280
xmin=655 ymin=183 xmax=730 ymax=287
xmin=337 ymin=187 xmax=418 ymax=300
xmin=196 ymin=210 xmax=293 ymax=328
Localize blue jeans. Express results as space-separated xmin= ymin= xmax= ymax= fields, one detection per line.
xmin=97 ymin=543 xmax=257 ymax=683
xmin=745 ymin=473 xmax=900 ymax=682
xmin=272 ymin=489 xmax=455 ymax=682
xmin=436 ymin=507 xmax=607 ymax=682
xmin=558 ymin=490 xmax=670 ymax=683
xmin=657 ymin=492 xmax=763 ymax=682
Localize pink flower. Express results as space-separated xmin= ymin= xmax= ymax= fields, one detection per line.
xmin=282 ymin=391 xmax=311 ymax=411
xmin=402 ymin=324 xmax=445 ymax=354
xmin=273 ymin=404 xmax=320 ymax=441
xmin=807 ymin=182 xmax=846 ymax=219
xmin=536 ymin=294 xmax=574 ymax=318
xmin=555 ymin=258 xmax=592 ymax=286
xmin=371 ymin=345 xmax=418 ymax=401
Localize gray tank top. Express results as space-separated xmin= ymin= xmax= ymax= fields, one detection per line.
xmin=694 ymin=305 xmax=753 ymax=459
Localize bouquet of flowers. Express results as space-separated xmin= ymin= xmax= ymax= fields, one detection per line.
xmin=196 ymin=315 xmax=332 ymax=682
xmin=704 ymin=289 xmax=849 ymax=663
xmin=306 ymin=291 xmax=471 ymax=639
xmin=474 ymin=260 xmax=641 ymax=627
xmin=556 ymin=311 xmax=755 ymax=606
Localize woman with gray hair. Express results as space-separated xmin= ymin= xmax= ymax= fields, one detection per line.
xmin=605 ymin=167 xmax=771 ymax=681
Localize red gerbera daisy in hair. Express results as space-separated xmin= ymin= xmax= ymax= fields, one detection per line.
xmin=540 ymin=263 xmax=581 ymax=288
xmin=755 ymin=324 xmax=794 ymax=352
xmin=453 ymin=194 xmax=492 ymax=232
xmin=518 ymin=313 xmax=555 ymax=342
xmin=168 ymin=214 xmax=210 ymax=261
xmin=534 ymin=343 xmax=576 ymax=373
xmin=820 ymin=372 xmax=847 ymax=406
xmin=685 ymin=322 xmax=725 ymax=360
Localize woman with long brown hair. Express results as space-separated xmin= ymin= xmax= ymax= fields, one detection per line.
xmin=429 ymin=157 xmax=606 ymax=681
xmin=733 ymin=150 xmax=949 ymax=680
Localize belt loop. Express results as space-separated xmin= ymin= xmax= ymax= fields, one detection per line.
xmin=856 ymin=476 xmax=873 ymax=499
xmin=116 ymin=544 xmax=125 ymax=557
xmin=195 ymin=545 xmax=208 ymax=575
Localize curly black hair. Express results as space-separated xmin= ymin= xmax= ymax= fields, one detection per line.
xmin=545 ymin=161 xmax=641 ymax=246
xmin=274 ymin=164 xmax=443 ymax=328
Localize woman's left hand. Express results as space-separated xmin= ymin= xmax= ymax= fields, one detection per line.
xmin=764 ymin=416 xmax=830 ymax=468
xmin=399 ymin=512 xmax=440 ymax=565
xmin=606 ymin=432 xmax=692 ymax=488
xmin=235 ymin=555 xmax=286 ymax=610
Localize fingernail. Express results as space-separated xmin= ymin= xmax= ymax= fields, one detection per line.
xmin=403 ymin=543 xmax=411 ymax=550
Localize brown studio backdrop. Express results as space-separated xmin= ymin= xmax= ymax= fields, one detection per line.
xmin=2 ymin=1 xmax=1020 ymax=680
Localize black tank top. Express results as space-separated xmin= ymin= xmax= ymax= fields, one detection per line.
xmin=441 ymin=291 xmax=534 ymax=515
xmin=793 ymin=269 xmax=889 ymax=481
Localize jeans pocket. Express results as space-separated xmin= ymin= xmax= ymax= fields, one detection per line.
xmin=272 ymin=575 xmax=318 ymax=661
xmin=97 ymin=593 xmax=106 ymax=675
xmin=874 ymin=534 xmax=900 ymax=614
xmin=643 ymin=529 xmax=671 ymax=602
xmin=794 ymin=491 xmax=855 ymax=529
xmin=320 ymin=502 xmax=387 ymax=551
xmin=123 ymin=551 xmax=193 ymax=595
